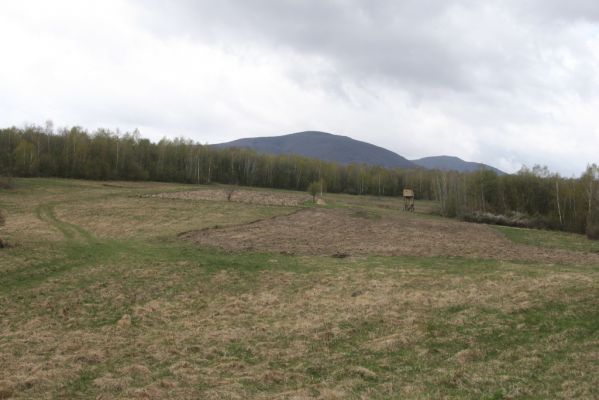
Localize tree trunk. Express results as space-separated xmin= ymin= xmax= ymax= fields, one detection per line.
xmin=556 ymin=179 xmax=563 ymax=225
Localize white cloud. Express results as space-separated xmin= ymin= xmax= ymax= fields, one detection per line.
xmin=1 ymin=0 xmax=599 ymax=175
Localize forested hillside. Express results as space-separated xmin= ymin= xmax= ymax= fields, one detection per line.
xmin=215 ymin=131 xmax=416 ymax=168
xmin=411 ymin=155 xmax=505 ymax=174
xmin=1 ymin=124 xmax=598 ymax=236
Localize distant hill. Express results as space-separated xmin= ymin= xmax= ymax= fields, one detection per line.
xmin=411 ymin=155 xmax=505 ymax=175
xmin=214 ymin=131 xmax=416 ymax=169
xmin=215 ymin=131 xmax=505 ymax=174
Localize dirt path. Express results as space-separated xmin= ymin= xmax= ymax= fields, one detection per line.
xmin=36 ymin=202 xmax=95 ymax=243
xmin=182 ymin=207 xmax=599 ymax=265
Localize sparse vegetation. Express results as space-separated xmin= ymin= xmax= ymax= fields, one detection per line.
xmin=307 ymin=181 xmax=320 ymax=203
xmin=1 ymin=178 xmax=598 ymax=399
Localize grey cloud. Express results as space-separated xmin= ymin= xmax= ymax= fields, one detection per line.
xmin=517 ymin=0 xmax=599 ymax=22
xmin=128 ymin=1 xmax=599 ymax=174
xmin=137 ymin=0 xmax=596 ymax=103
xmin=2 ymin=0 xmax=598 ymax=175
xmin=137 ymin=1 xmax=482 ymax=92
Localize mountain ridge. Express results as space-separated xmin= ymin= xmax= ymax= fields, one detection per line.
xmin=215 ymin=131 xmax=505 ymax=174
xmin=214 ymin=131 xmax=416 ymax=169
xmin=411 ymin=155 xmax=505 ymax=175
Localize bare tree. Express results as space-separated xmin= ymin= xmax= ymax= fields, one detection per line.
xmin=555 ymin=177 xmax=563 ymax=226
xmin=584 ymin=164 xmax=599 ymax=240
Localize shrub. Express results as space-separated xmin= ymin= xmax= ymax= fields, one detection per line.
xmin=586 ymin=223 xmax=599 ymax=240
xmin=307 ymin=181 xmax=320 ymax=203
xmin=462 ymin=211 xmax=549 ymax=229
xmin=586 ymin=210 xmax=599 ymax=240
xmin=0 ymin=176 xmax=13 ymax=189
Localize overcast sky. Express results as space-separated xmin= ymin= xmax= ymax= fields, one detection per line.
xmin=1 ymin=1 xmax=599 ymax=175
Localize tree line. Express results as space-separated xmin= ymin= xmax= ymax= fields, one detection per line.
xmin=433 ymin=165 xmax=599 ymax=237
xmin=1 ymin=123 xmax=598 ymax=238
xmin=0 ymin=124 xmax=436 ymax=197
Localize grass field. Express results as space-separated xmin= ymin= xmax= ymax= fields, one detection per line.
xmin=1 ymin=178 xmax=598 ymax=399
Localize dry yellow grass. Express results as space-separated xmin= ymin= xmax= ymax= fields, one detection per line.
xmin=0 ymin=178 xmax=598 ymax=399
xmin=54 ymin=195 xmax=296 ymax=239
xmin=150 ymin=188 xmax=312 ymax=207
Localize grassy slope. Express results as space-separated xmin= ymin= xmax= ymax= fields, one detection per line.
xmin=0 ymin=178 xmax=598 ymax=399
xmin=496 ymin=225 xmax=599 ymax=253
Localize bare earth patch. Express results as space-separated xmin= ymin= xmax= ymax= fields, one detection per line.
xmin=183 ymin=207 xmax=599 ymax=264
xmin=151 ymin=189 xmax=311 ymax=207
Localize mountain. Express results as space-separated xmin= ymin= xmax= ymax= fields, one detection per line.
xmin=215 ymin=131 xmax=505 ymax=174
xmin=214 ymin=131 xmax=417 ymax=169
xmin=411 ymin=155 xmax=505 ymax=175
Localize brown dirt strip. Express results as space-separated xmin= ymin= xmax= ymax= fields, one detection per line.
xmin=150 ymin=189 xmax=311 ymax=207
xmin=182 ymin=207 xmax=599 ymax=265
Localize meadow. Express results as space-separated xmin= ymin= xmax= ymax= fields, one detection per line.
xmin=0 ymin=178 xmax=598 ymax=399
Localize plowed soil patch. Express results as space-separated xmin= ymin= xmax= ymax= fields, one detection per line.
xmin=151 ymin=189 xmax=310 ymax=207
xmin=182 ymin=208 xmax=599 ymax=264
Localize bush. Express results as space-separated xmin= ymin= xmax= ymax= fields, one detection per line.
xmin=307 ymin=181 xmax=320 ymax=203
xmin=586 ymin=223 xmax=599 ymax=240
xmin=586 ymin=209 xmax=599 ymax=240
xmin=0 ymin=176 xmax=14 ymax=189
xmin=462 ymin=211 xmax=549 ymax=229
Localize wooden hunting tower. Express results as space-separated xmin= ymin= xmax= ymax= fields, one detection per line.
xmin=403 ymin=188 xmax=415 ymax=212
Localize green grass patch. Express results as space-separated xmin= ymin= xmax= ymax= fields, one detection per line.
xmin=496 ymin=225 xmax=599 ymax=253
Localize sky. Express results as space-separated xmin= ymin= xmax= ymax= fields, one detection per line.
xmin=1 ymin=1 xmax=599 ymax=175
